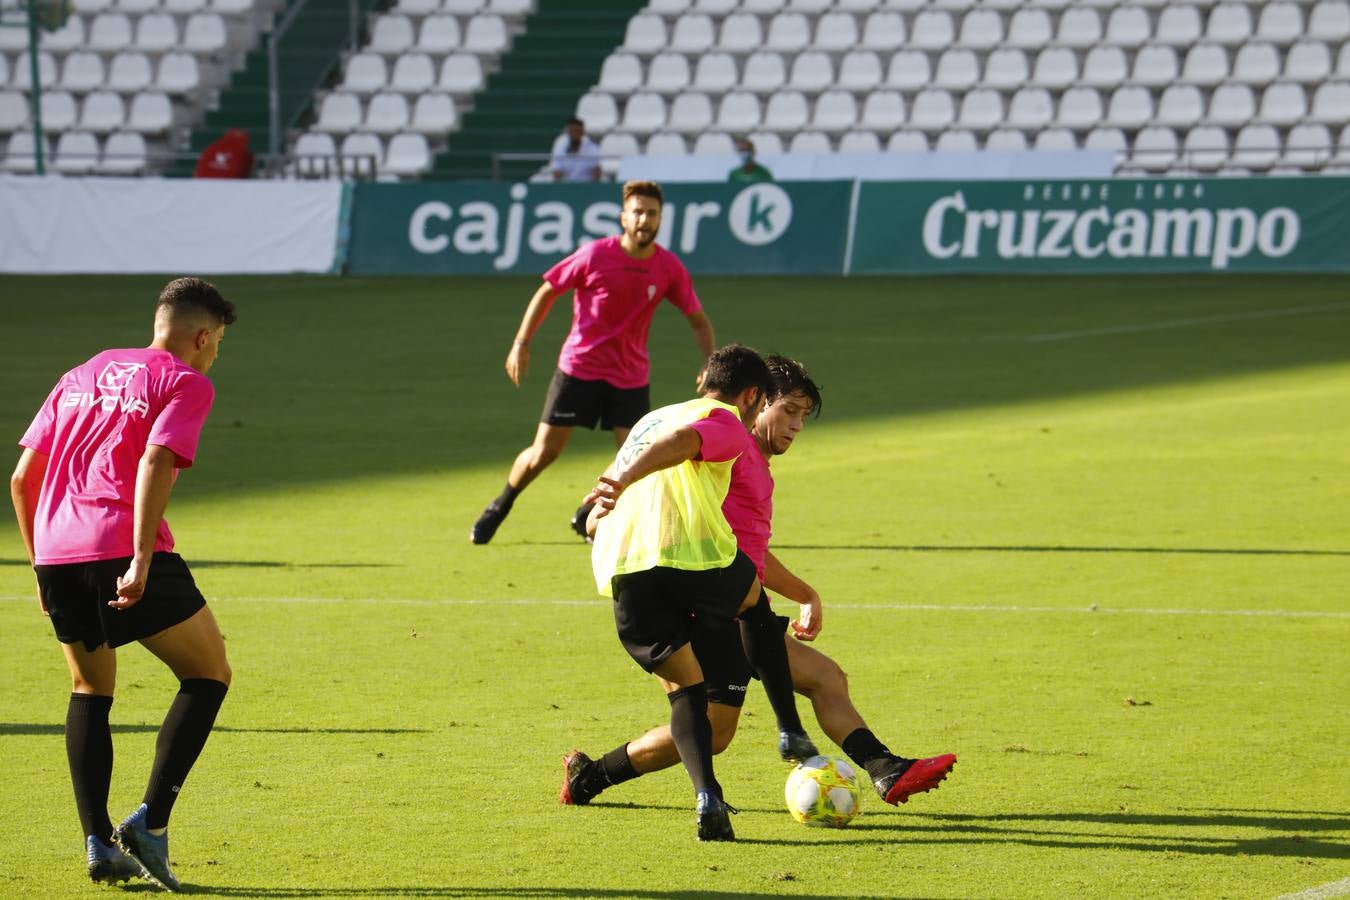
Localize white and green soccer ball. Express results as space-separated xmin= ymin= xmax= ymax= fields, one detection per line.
xmin=784 ymin=755 xmax=863 ymax=827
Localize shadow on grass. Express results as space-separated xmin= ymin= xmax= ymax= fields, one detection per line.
xmin=0 ymin=559 xmax=397 ymax=569
xmin=0 ymin=723 xmax=428 ymax=736
xmin=175 ymin=889 xmax=914 ymax=899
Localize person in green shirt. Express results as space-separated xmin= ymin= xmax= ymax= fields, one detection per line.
xmin=728 ymin=138 xmax=773 ymax=183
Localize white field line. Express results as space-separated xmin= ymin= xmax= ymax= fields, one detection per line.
xmin=1275 ymin=877 xmax=1350 ymax=900
xmin=4 ymin=595 xmax=1345 ymax=619
xmin=1023 ymin=301 xmax=1350 ymax=343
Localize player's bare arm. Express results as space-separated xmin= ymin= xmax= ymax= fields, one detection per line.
xmin=764 ymin=548 xmax=823 ymax=641
xmin=585 ymin=426 xmax=703 ymax=516
xmin=505 ymin=281 xmax=560 ymax=386
xmin=687 ymin=311 xmax=716 ymax=388
xmin=112 ymin=444 xmax=179 ymax=609
xmin=10 ymin=447 xmax=50 ymax=612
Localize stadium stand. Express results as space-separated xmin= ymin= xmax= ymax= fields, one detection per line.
xmin=2 ymin=0 xmax=1350 ymax=178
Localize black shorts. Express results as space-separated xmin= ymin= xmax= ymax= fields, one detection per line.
xmin=692 ymin=591 xmax=791 ymax=708
xmin=611 ymin=551 xmax=758 ymax=673
xmin=36 ymin=552 xmax=206 ymax=652
xmin=541 ymin=369 xmax=649 ymax=431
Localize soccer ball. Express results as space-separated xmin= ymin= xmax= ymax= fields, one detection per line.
xmin=784 ymin=755 xmax=863 ymax=827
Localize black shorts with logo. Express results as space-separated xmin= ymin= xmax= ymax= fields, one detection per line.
xmin=692 ymin=590 xmax=792 ymax=708
xmin=541 ymin=369 xmax=650 ymax=431
xmin=36 ymin=552 xmax=206 ymax=652
xmin=611 ymin=550 xmax=758 ymax=673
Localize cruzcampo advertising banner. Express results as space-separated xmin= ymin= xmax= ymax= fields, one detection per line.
xmin=851 ymin=177 xmax=1350 ymax=274
xmin=347 ymin=181 xmax=852 ymax=275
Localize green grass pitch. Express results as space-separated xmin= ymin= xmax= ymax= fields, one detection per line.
xmin=1 ymin=273 xmax=1347 ymax=899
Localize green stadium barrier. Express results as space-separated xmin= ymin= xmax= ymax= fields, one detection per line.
xmin=346 ymin=181 xmax=853 ymax=275
xmin=850 ymin=177 xmax=1350 ymax=275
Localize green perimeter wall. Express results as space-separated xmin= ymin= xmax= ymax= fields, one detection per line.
xmin=339 ymin=177 xmax=1350 ymax=276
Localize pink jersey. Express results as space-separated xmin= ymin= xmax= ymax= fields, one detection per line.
xmin=19 ymin=348 xmax=215 ymax=565
xmin=544 ymin=236 xmax=702 ymax=390
xmin=723 ymin=435 xmax=774 ymax=579
xmin=689 ymin=406 xmax=750 ymax=464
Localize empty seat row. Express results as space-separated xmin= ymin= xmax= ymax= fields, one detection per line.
xmin=578 ymin=82 xmax=1350 ymax=137
xmin=1 ymin=128 xmax=149 ymax=173
xmin=313 ymin=91 xmax=457 ymax=134
xmin=644 ymin=0 xmax=1327 ymax=17
xmin=292 ymin=130 xmax=432 ymax=177
xmin=597 ymin=42 xmax=1350 ymax=98
xmin=1 ymin=12 xmax=231 ymax=55
xmin=0 ymin=89 xmax=175 ymax=133
xmin=622 ymin=3 xmax=1350 ymax=55
xmin=368 ymin=12 xmax=510 ymax=52
xmin=3 ymin=51 xmax=202 ymax=93
xmin=339 ymin=52 xmax=485 ymax=94
xmin=69 ymin=0 xmax=259 ymax=16
xmin=390 ymin=0 xmax=530 ymax=17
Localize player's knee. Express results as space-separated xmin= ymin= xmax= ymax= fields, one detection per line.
xmin=710 ymin=722 xmax=737 ymax=755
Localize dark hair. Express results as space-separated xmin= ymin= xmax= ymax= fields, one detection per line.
xmin=765 ymin=354 xmax=822 ymax=417
xmin=702 ymin=344 xmax=770 ymax=400
xmin=157 ymin=277 xmax=236 ymax=326
xmin=566 ymin=116 xmax=584 ymax=127
xmin=622 ymin=180 xmax=663 ymax=207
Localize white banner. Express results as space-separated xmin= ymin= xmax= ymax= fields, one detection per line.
xmin=0 ymin=176 xmax=345 ymax=274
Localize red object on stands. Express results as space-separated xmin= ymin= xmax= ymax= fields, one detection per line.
xmin=194 ymin=129 xmax=254 ymax=179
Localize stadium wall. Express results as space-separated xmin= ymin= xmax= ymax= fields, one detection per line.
xmin=0 ymin=177 xmax=348 ymax=274
xmin=2 ymin=176 xmax=1348 ymax=276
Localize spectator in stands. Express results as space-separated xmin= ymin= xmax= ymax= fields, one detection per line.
xmin=194 ymin=129 xmax=254 ymax=179
xmin=729 ymin=138 xmax=773 ymax=184
xmin=550 ymin=117 xmax=601 ymax=182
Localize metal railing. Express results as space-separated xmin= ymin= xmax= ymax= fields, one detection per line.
xmin=267 ymin=0 xmax=365 ymax=158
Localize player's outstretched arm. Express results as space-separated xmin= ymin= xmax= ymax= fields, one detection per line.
xmin=686 ymin=311 xmax=715 ymax=389
xmin=764 ymin=548 xmax=823 ymax=641
xmin=505 ymin=281 xmax=560 ymax=386
xmin=112 ymin=444 xmax=178 ymax=609
xmin=585 ymin=426 xmax=703 ymax=517
xmin=10 ymin=447 xmax=49 ymax=613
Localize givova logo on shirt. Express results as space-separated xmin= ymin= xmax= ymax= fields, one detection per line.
xmin=64 ymin=361 xmax=149 ymax=416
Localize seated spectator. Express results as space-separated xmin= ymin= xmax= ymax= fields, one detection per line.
xmin=550 ymin=117 xmax=601 ymax=182
xmin=728 ymin=138 xmax=773 ymax=183
xmin=194 ymin=129 xmax=254 ymax=179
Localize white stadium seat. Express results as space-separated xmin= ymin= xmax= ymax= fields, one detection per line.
xmin=715 ymin=91 xmax=762 ymax=131
xmin=1257 ymin=2 xmax=1304 ymax=44
xmin=12 ymin=51 xmax=57 ymax=92
xmin=763 ymin=90 xmax=809 ymax=131
xmin=370 ymin=15 xmax=416 ymax=56
xmin=40 ymin=90 xmax=79 ymax=131
xmin=1182 ymin=125 xmax=1229 ymax=170
xmin=439 ymin=55 xmax=484 ymax=94
xmin=1309 ymin=0 xmax=1350 ymax=41
xmin=4 ymin=131 xmax=53 ymax=173
xmin=742 ymin=52 xmax=786 ymax=93
xmin=410 ymin=92 xmax=456 ymax=133
xmin=1131 ymin=45 xmax=1179 ymax=87
xmin=394 ymin=0 xmax=438 ymax=17
xmin=647 ymin=53 xmax=691 ymax=94
xmin=650 ymin=0 xmax=692 ymax=13
xmin=365 ymin=91 xmax=410 ymax=134
xmin=1206 ymin=3 xmax=1253 ymax=44
xmin=1285 ymin=42 xmax=1332 ymax=83
xmin=42 ymin=16 xmax=87 ymax=52
xmin=1156 ymin=4 xmax=1203 ymax=46
xmin=935 ymin=129 xmax=977 ymax=152
xmin=1033 ymin=127 xmax=1077 ymax=151
xmin=1309 ymin=81 xmax=1350 ymax=123
xmin=1105 ymin=85 xmax=1154 ymax=129
xmin=909 ymin=88 xmax=955 ymax=131
xmin=1007 ymin=87 xmax=1053 ymax=130
xmin=575 ymin=92 xmax=618 ymax=131
xmin=887 ymin=130 xmax=928 ymax=152
xmin=1056 ymin=86 xmax=1103 ymax=131
xmin=1180 ymin=44 xmax=1230 ymax=85
xmin=958 ymin=9 xmax=1002 ymax=48
xmin=788 ymin=130 xmax=831 ymax=153
xmin=598 ymin=54 xmax=641 ymax=94
xmin=1232 ymin=43 xmax=1281 ymax=85
xmin=98 ymin=130 xmax=147 ymax=174
xmin=108 ymin=52 xmax=154 ymax=93
xmin=886 ymin=50 xmax=930 ymax=91
xmin=910 ymin=10 xmax=954 ymax=49
xmin=1105 ymin=6 xmax=1150 ymax=47
xmin=667 ymin=91 xmax=713 ymax=133
xmin=983 ymin=48 xmax=1028 ymax=90
xmin=645 ymin=131 xmax=688 ymax=155
xmin=860 ymin=90 xmax=904 ymax=131
xmin=340 ymin=132 xmax=383 ymax=177
xmin=418 ymin=16 xmax=462 ymax=53
xmin=1206 ymin=83 xmax=1256 ymax=126
xmin=671 ymin=14 xmax=715 ymax=53
xmin=765 ymin=13 xmax=811 ymax=51
xmin=1056 ymin=8 xmax=1102 ymax=47
xmin=860 ymin=11 xmax=905 ymax=49
xmin=391 ymin=54 xmax=436 ymax=93
xmin=127 ymin=91 xmax=172 ymax=132
xmin=812 ymin=89 xmax=857 ymax=132
xmin=1080 ymin=46 xmax=1128 ymax=87
xmin=183 ymin=14 xmax=227 ymax=53
xmin=135 ymin=14 xmax=180 ymax=53
xmin=1032 ymin=47 xmax=1078 ymax=89
xmin=464 ymin=15 xmax=509 ymax=53
xmin=838 ymin=129 xmax=880 ymax=152
xmin=1006 ymin=9 xmax=1052 ymax=48
xmin=1257 ymin=82 xmax=1308 ymax=126
xmin=985 ymin=128 xmax=1027 ymax=151
xmin=788 ymin=52 xmax=834 ymax=92
xmin=444 ymin=0 xmax=488 ymax=13
xmin=1155 ymin=85 xmax=1204 ymax=127
xmin=620 ymin=92 xmax=666 ymax=134
xmin=294 ymin=132 xmax=336 ymax=177
xmin=719 ymin=13 xmax=762 ymax=52
xmin=1132 ymin=126 xmax=1178 ymax=171
xmin=1283 ymin=123 xmax=1333 ymax=168
xmin=933 ymin=48 xmax=978 ymax=90
xmin=53 ymin=130 xmax=100 ymax=174
xmin=838 ymin=51 xmax=882 ymax=91
xmin=957 ymin=87 xmax=1002 ymax=132
xmin=80 ymin=89 xmax=126 ymax=132
xmin=623 ymin=15 xmax=666 ymax=53
xmin=598 ymin=131 xmax=638 ymax=174
xmin=88 ymin=14 xmax=134 ymax=51
xmin=1084 ymin=126 xmax=1127 ymax=155
xmin=693 ymin=131 xmax=735 ymax=155
xmin=384 ymin=132 xmax=430 ymax=177
xmin=1231 ymin=123 xmax=1280 ymax=168
xmin=814 ymin=12 xmax=858 ymax=50
xmin=61 ymin=53 xmax=106 ymax=93
xmin=693 ymin=53 xmax=737 ymax=92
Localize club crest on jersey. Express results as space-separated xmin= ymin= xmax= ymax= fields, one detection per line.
xmin=65 ymin=361 xmax=150 ymax=416
xmin=647 ymin=285 xmax=656 ymax=301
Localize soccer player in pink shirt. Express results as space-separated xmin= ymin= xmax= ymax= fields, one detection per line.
xmin=561 ymin=356 xmax=958 ymax=813
xmin=10 ymin=278 xmax=236 ymax=891
xmin=470 ymin=179 xmax=717 ymax=544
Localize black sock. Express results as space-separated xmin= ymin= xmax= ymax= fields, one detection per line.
xmin=668 ymin=683 xmax=719 ymax=798
xmin=66 ymin=693 xmax=115 ymax=842
xmin=842 ymin=727 xmax=908 ymax=781
xmin=143 ymin=678 xmax=228 ymax=830
xmin=495 ymin=483 xmax=521 ymax=508
xmin=739 ymin=593 xmax=804 ymax=734
xmin=598 ymin=743 xmax=639 ymax=787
